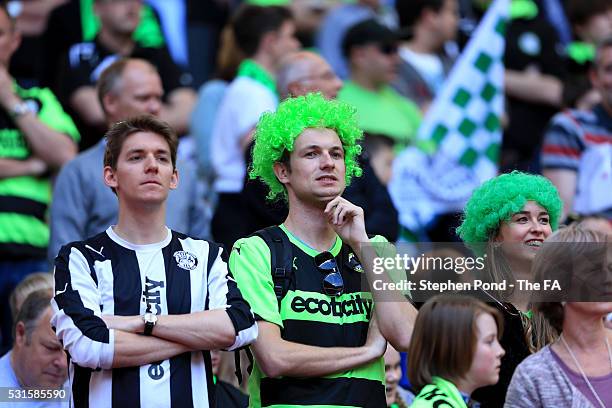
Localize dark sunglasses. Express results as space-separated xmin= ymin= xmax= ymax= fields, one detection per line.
xmin=314 ymin=251 xmax=344 ymax=297
xmin=378 ymin=43 xmax=398 ymax=55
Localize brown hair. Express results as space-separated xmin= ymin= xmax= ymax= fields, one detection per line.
xmin=566 ymin=0 xmax=612 ymax=27
xmin=532 ymin=224 xmax=609 ymax=335
xmin=408 ymin=294 xmax=503 ymax=392
xmin=104 ymin=115 xmax=178 ymax=171
xmin=12 ymin=290 xmax=52 ymax=344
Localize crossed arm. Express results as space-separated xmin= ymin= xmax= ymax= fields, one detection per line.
xmin=252 ymin=318 xmax=386 ymax=378
xmin=103 ymin=310 xmax=236 ymax=368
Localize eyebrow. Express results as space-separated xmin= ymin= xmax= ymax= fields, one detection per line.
xmin=125 ymin=148 xmax=170 ymax=155
xmin=512 ymin=211 xmax=549 ymax=216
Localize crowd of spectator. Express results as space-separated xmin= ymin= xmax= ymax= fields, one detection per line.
xmin=0 ymin=0 xmax=611 ymax=407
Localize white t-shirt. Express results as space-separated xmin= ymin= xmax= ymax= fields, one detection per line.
xmin=399 ymin=47 xmax=445 ymax=96
xmin=210 ymin=77 xmax=278 ymax=193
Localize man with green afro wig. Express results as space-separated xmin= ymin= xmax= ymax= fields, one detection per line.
xmin=249 ymin=92 xmax=363 ymax=200
xmin=457 ymin=171 xmax=563 ymax=252
xmin=229 ymin=92 xmax=417 ymax=407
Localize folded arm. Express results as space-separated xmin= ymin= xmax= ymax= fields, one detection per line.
xmin=252 ymin=319 xmax=386 ymax=378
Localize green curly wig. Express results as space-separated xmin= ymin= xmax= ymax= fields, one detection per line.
xmin=457 ymin=171 xmax=563 ymax=253
xmin=249 ymin=92 xmax=363 ymax=200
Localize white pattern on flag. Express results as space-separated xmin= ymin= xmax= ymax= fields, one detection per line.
xmin=389 ymin=0 xmax=509 ymax=236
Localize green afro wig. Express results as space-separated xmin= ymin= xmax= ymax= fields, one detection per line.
xmin=249 ymin=92 xmax=363 ymax=200
xmin=457 ymin=171 xmax=563 ymax=253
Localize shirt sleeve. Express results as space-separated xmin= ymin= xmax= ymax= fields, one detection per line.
xmin=504 ymin=359 xmax=540 ymax=408
xmin=541 ymin=112 xmax=584 ymax=171
xmin=48 ymin=160 xmax=88 ymax=263
xmin=206 ymin=242 xmax=258 ymax=351
xmin=37 ymin=87 xmax=80 ymax=143
xmin=229 ymin=236 xmax=283 ymax=328
xmin=51 ymin=244 xmax=114 ymax=369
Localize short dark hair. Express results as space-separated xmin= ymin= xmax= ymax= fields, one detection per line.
xmin=97 ymin=58 xmax=158 ymax=113
xmin=342 ymin=19 xmax=399 ymax=59
xmin=104 ymin=115 xmax=178 ymax=171
xmin=13 ymin=290 xmax=52 ymax=344
xmin=232 ymin=5 xmax=293 ymax=57
xmin=361 ymin=133 xmax=395 ymax=159
xmin=395 ymin=0 xmax=445 ymax=29
xmin=566 ymin=0 xmax=612 ymax=27
xmin=408 ymin=294 xmax=503 ymax=393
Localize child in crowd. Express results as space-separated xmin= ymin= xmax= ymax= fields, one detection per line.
xmin=409 ymin=295 xmax=505 ymax=407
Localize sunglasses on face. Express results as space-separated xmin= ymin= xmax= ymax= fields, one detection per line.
xmin=314 ymin=251 xmax=344 ymax=297
xmin=378 ymin=43 xmax=398 ymax=55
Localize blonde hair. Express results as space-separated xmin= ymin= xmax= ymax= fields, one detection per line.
xmin=530 ymin=223 xmax=609 ymax=351
xmin=9 ymin=272 xmax=53 ymax=321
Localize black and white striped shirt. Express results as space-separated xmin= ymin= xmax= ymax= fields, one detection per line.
xmin=51 ymin=227 xmax=257 ymax=408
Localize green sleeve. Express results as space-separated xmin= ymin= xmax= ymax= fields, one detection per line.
xmin=368 ymin=235 xmax=411 ymax=298
xmin=229 ymin=236 xmax=284 ymax=328
xmin=37 ymin=88 xmax=80 ymax=143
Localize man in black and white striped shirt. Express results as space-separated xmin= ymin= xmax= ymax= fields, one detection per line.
xmin=51 ymin=116 xmax=258 ymax=408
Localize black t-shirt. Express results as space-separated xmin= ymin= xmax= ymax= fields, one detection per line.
xmin=59 ymin=36 xmax=191 ymax=103
xmin=502 ymin=15 xmax=566 ymax=171
xmin=57 ymin=37 xmax=192 ymax=149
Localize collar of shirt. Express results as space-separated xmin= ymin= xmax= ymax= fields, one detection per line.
xmin=237 ymin=59 xmax=278 ymax=96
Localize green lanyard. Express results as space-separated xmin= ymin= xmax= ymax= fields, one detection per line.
xmin=237 ymin=59 xmax=278 ymax=96
xmin=567 ymin=42 xmax=595 ymax=65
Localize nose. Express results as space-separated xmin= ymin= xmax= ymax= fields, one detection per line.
xmin=55 ymin=350 xmax=68 ymax=369
xmin=333 ymin=76 xmax=343 ymax=93
xmin=148 ymin=99 xmax=161 ymax=116
xmin=498 ymin=343 xmax=505 ymax=358
xmin=389 ymin=367 xmax=401 ymax=382
xmin=144 ymin=154 xmax=159 ymax=172
xmin=530 ymin=219 xmax=545 ymax=234
xmin=319 ymin=151 xmax=335 ymax=169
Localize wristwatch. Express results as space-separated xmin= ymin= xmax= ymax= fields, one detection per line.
xmin=143 ymin=312 xmax=157 ymax=336
xmin=9 ymin=101 xmax=32 ymax=119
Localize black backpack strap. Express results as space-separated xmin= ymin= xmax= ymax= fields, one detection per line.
xmin=233 ymin=226 xmax=291 ymax=386
xmin=253 ymin=226 xmax=293 ymax=310
xmin=233 ymin=345 xmax=254 ymax=385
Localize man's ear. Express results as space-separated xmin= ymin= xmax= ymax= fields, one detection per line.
xmin=349 ymin=47 xmax=368 ymax=69
xmin=273 ymin=162 xmax=290 ymax=185
xmin=287 ymin=82 xmax=305 ymax=98
xmin=103 ymin=165 xmax=118 ymax=190
xmin=259 ymin=30 xmax=277 ymax=55
xmin=102 ymin=93 xmax=116 ymax=118
xmin=170 ymin=168 xmax=178 ymax=190
xmin=14 ymin=321 xmax=26 ymax=348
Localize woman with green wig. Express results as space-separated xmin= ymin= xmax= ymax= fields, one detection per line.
xmin=456 ymin=171 xmax=563 ymax=407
